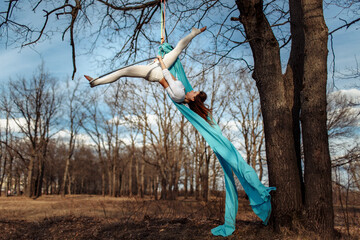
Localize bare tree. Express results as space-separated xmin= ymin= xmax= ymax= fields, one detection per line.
xmin=0 ymin=99 xmax=13 ymax=196
xmin=327 ymin=90 xmax=360 ymax=178
xmin=228 ymin=70 xmax=265 ymax=180
xmin=60 ymin=78 xmax=88 ymax=197
xmin=3 ymin=67 xmax=61 ymax=198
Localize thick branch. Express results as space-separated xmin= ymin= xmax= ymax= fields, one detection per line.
xmin=95 ymin=0 xmax=160 ymax=11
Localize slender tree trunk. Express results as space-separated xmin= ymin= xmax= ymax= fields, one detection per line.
xmin=140 ymin=164 xmax=145 ymax=197
xmin=212 ymin=155 xmax=217 ymax=192
xmin=184 ymin=162 xmax=188 ymax=199
xmin=61 ymin=157 xmax=70 ymax=197
xmin=26 ymin=156 xmax=35 ymax=197
xmin=101 ymin=171 xmax=105 ymax=196
xmin=154 ymin=176 xmax=159 ymax=200
xmin=35 ymin=157 xmax=45 ymax=198
xmin=7 ymin=155 xmax=13 ymax=195
xmin=68 ymin=175 xmax=71 ymax=195
xmin=118 ymin=173 xmax=123 ymax=196
xmin=0 ymin=156 xmax=6 ymax=197
xmin=129 ymin=140 xmax=135 ymax=196
xmin=16 ymin=173 xmax=20 ymax=196
xmin=204 ymin=152 xmax=211 ymax=202
xmin=190 ymin=161 xmax=194 ymax=196
xmin=112 ymin=162 xmax=116 ymax=197
xmin=135 ymin=155 xmax=139 ymax=196
xmin=174 ymin=116 xmax=185 ymax=199
xmin=301 ymin=0 xmax=334 ymax=237
xmin=195 ymin=157 xmax=200 ymax=200
xmin=140 ymin=128 xmax=146 ymax=198
xmin=160 ymin=177 xmax=167 ymax=200
xmin=108 ymin=168 xmax=112 ymax=196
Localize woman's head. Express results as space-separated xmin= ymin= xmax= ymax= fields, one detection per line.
xmin=187 ymin=91 xmax=213 ymax=124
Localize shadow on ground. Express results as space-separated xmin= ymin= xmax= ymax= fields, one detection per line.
xmin=0 ymin=216 xmax=271 ymax=240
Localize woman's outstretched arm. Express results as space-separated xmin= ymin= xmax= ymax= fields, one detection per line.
xmin=162 ymin=26 xmax=206 ymax=68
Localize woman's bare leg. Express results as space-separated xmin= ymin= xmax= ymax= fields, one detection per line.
xmin=162 ymin=27 xmax=206 ymax=68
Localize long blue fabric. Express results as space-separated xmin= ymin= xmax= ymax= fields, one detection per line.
xmin=159 ymin=43 xmax=276 ymax=237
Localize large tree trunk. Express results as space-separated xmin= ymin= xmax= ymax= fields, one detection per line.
xmin=236 ymin=0 xmax=303 ymax=228
xmin=301 ymin=0 xmax=334 ymax=237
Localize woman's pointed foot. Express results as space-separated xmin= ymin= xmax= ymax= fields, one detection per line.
xmin=84 ymin=75 xmax=93 ymax=81
xmin=191 ymin=26 xmax=207 ymax=36
xmin=84 ymin=75 xmax=98 ymax=88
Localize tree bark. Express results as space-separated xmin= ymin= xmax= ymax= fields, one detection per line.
xmin=236 ymin=0 xmax=303 ymax=228
xmin=301 ymin=0 xmax=334 ymax=237
xmin=287 ymin=0 xmax=306 ymax=203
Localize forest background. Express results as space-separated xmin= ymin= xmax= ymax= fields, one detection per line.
xmin=0 ymin=0 xmax=359 ymax=239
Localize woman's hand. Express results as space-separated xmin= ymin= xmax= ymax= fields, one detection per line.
xmin=157 ymin=55 xmax=166 ymax=69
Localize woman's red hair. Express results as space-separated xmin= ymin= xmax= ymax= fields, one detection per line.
xmin=188 ymin=91 xmax=213 ymax=124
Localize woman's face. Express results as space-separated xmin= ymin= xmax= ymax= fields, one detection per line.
xmin=186 ymin=91 xmax=200 ymax=102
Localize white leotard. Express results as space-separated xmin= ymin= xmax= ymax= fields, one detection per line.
xmin=162 ymin=69 xmax=185 ymax=103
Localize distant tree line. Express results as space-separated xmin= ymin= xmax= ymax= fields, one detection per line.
xmin=0 ymin=63 xmax=268 ymax=201
xmin=0 ymin=64 xmax=358 ymax=205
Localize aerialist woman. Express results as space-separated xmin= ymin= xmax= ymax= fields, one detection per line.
xmin=84 ymin=27 xmax=211 ymax=123
xmin=85 ymin=26 xmax=275 ymax=237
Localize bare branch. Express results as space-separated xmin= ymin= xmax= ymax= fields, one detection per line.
xmin=95 ymin=0 xmax=160 ymax=11
xmin=329 ymin=17 xmax=360 ymax=35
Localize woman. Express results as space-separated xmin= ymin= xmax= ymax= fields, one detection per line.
xmin=156 ymin=55 xmax=212 ymax=124
xmin=85 ymin=26 xmax=211 ymax=123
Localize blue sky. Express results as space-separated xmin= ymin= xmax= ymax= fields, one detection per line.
xmin=0 ymin=2 xmax=359 ymax=90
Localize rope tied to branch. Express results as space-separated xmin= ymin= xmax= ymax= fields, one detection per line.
xmin=160 ymin=0 xmax=166 ymax=44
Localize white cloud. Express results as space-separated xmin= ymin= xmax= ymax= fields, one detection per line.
xmin=334 ymin=89 xmax=360 ymax=103
xmin=54 ymin=129 xmax=95 ymax=146
xmin=107 ymin=113 xmax=160 ymax=129
xmin=0 ymin=117 xmax=27 ymax=132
